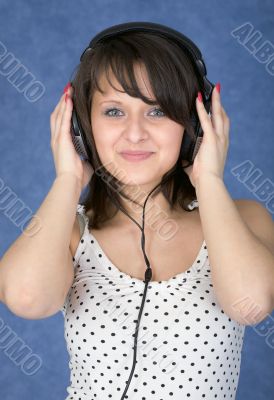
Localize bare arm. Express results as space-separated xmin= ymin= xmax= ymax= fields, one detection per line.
xmin=0 ymin=173 xmax=82 ymax=318
xmin=0 ymin=84 xmax=93 ymax=319
xmin=196 ymin=174 xmax=274 ymax=325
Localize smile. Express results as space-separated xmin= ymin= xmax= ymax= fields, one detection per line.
xmin=120 ymin=152 xmax=154 ymax=162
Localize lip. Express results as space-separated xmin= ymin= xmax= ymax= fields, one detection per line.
xmin=120 ymin=152 xmax=154 ymax=162
xmin=120 ymin=151 xmax=154 ymax=155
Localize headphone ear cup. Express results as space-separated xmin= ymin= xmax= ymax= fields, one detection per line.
xmin=71 ymin=108 xmax=94 ymax=167
xmin=69 ymin=81 xmax=94 ymax=168
xmin=180 ymin=113 xmax=198 ymax=163
xmin=180 ymin=129 xmax=192 ymax=161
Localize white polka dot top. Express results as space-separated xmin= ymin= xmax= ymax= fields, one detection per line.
xmin=61 ymin=200 xmax=246 ymax=400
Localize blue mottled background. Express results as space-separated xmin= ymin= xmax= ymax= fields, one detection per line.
xmin=0 ymin=0 xmax=273 ymax=399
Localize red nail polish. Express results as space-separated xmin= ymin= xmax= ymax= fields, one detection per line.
xmin=63 ymin=82 xmax=71 ymax=94
xmin=216 ymin=82 xmax=221 ymax=93
xmin=197 ymin=92 xmax=203 ymax=102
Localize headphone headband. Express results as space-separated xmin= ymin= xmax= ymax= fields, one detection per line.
xmin=79 ymin=21 xmax=213 ymax=102
xmin=81 ymin=21 xmax=201 ymax=61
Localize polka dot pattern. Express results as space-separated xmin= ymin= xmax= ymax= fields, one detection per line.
xmin=61 ymin=202 xmax=246 ymax=400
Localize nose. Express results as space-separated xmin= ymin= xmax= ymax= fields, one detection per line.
xmin=122 ymin=116 xmax=149 ymax=143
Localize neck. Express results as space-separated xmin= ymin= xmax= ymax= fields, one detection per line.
xmin=107 ymin=189 xmax=182 ymax=230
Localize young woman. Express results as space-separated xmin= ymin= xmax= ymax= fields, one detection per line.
xmin=0 ymin=23 xmax=273 ymax=400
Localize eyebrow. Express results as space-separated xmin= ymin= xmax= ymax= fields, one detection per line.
xmin=99 ymin=99 xmax=158 ymax=105
xmin=99 ymin=100 xmax=123 ymax=105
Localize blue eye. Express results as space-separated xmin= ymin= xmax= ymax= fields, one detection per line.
xmin=103 ymin=107 xmax=165 ymax=117
xmin=150 ymin=108 xmax=165 ymax=117
xmin=104 ymin=108 xmax=123 ymax=117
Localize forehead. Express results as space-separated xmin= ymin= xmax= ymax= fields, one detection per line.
xmin=94 ymin=62 xmax=155 ymax=100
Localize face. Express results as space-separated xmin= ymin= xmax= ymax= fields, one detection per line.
xmin=90 ymin=63 xmax=185 ymax=191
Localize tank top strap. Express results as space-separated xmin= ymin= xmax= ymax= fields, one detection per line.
xmin=187 ymin=199 xmax=199 ymax=210
xmin=76 ymin=204 xmax=90 ymax=238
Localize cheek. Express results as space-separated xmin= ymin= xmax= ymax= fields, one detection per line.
xmin=92 ymin=132 xmax=118 ymax=170
xmin=158 ymin=148 xmax=180 ymax=170
xmin=94 ymin=140 xmax=112 ymax=165
xmin=161 ymin=131 xmax=184 ymax=161
xmin=92 ymin=122 xmax=113 ymax=155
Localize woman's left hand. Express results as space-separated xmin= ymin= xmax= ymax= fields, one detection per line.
xmin=183 ymin=83 xmax=230 ymax=189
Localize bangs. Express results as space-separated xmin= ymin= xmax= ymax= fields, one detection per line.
xmin=92 ymin=39 xmax=159 ymax=106
xmin=88 ymin=32 xmax=199 ymax=124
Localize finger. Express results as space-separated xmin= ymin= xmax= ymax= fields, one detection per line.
xmin=55 ymin=89 xmax=74 ymax=143
xmin=221 ymin=106 xmax=230 ymax=142
xmin=50 ymin=92 xmax=66 ymax=141
xmin=51 ymin=84 xmax=73 ymax=138
xmin=58 ymin=87 xmax=74 ymax=136
xmin=54 ymin=93 xmax=68 ymax=139
xmin=196 ymin=95 xmax=216 ymax=140
xmin=211 ymin=85 xmax=224 ymax=137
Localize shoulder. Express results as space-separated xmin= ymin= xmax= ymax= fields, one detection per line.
xmin=233 ymin=198 xmax=271 ymax=218
xmin=233 ymin=199 xmax=274 ymax=255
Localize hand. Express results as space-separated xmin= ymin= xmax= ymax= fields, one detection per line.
xmin=183 ymin=83 xmax=230 ymax=188
xmin=50 ymin=84 xmax=94 ymax=191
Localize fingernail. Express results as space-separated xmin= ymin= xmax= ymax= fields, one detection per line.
xmin=215 ymin=82 xmax=221 ymax=93
xmin=63 ymin=82 xmax=71 ymax=94
xmin=65 ymin=93 xmax=68 ymax=103
xmin=197 ymin=92 xmax=203 ymax=103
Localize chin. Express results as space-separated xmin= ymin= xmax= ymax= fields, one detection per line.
xmin=101 ymin=155 xmax=168 ymax=186
xmin=117 ymin=171 xmax=163 ymax=188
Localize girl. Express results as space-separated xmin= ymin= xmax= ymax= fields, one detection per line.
xmin=1 ymin=22 xmax=273 ymax=400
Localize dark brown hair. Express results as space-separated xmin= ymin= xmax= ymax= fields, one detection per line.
xmin=70 ymin=31 xmax=202 ymax=229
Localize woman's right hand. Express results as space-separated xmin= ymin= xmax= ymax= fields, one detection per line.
xmin=50 ymin=83 xmax=94 ymax=191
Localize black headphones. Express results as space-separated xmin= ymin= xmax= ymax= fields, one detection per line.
xmin=70 ymin=21 xmax=215 ymax=169
xmin=69 ymin=22 xmax=215 ymax=399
